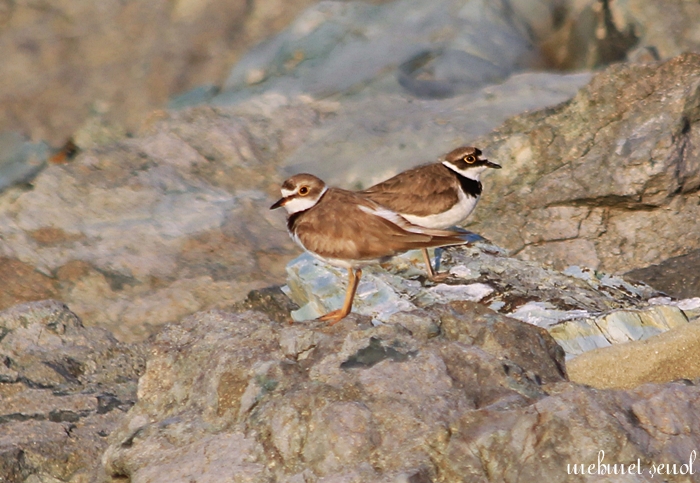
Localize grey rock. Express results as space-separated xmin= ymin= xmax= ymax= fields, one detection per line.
xmin=217 ymin=0 xmax=543 ymax=103
xmin=281 ymin=71 xmax=592 ymax=188
xmin=468 ymin=53 xmax=700 ymax=274
xmin=282 ymin=243 xmax=700 ymax=359
xmin=0 ymin=99 xmax=323 ymax=342
xmin=98 ymin=306 xmax=700 ymax=482
xmin=98 ymin=306 xmax=562 ymax=482
xmin=0 ymin=300 xmax=145 ymax=482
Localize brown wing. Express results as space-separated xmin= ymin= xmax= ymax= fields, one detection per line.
xmin=361 ymin=163 xmax=460 ymax=217
xmin=293 ymin=188 xmax=464 ymax=262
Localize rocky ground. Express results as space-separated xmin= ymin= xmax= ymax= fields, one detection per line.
xmin=2 ymin=0 xmax=700 ymax=481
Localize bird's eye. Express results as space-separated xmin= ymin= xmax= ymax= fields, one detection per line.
xmin=299 ymin=186 xmax=309 ymax=196
xmin=465 ymin=155 xmax=476 ymax=163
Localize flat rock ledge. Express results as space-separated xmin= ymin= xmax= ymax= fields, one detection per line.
xmin=284 ymin=243 xmax=700 ymax=360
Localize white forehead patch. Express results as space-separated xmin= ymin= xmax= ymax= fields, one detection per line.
xmin=281 ymin=188 xmax=296 ymax=197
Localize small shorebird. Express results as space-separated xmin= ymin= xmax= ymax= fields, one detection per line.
xmin=361 ymin=146 xmax=500 ymax=280
xmin=271 ymin=173 xmax=466 ymax=324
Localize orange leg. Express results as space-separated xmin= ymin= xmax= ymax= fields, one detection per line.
xmin=318 ymin=268 xmax=362 ymax=325
xmin=422 ymin=248 xmax=449 ymax=282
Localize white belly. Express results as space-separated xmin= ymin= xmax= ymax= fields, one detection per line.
xmin=401 ymin=192 xmax=479 ymax=229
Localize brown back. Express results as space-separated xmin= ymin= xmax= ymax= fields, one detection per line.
xmin=361 ymin=163 xmax=460 ymax=216
xmin=291 ymin=188 xmax=464 ymax=261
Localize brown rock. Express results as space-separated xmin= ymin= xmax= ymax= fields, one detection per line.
xmin=0 ymin=258 xmax=58 ymax=311
xmin=541 ymin=0 xmax=700 ymax=70
xmin=432 ymin=300 xmax=567 ymax=384
xmin=568 ymin=319 xmax=700 ymax=389
xmin=625 ymin=249 xmax=700 ymax=299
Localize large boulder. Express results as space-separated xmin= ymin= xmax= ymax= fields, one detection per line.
xmin=470 ymin=53 xmax=700 ymax=273
xmin=97 ymin=305 xmax=700 ymax=482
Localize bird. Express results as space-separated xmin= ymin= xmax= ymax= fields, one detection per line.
xmin=270 ymin=173 xmax=467 ymax=325
xmin=361 ymin=146 xmax=500 ymax=281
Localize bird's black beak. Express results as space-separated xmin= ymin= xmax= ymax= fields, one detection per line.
xmin=485 ymin=160 xmax=501 ymax=169
xmin=270 ymin=197 xmax=286 ymax=210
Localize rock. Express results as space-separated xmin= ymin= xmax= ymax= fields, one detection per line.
xmin=0 ymin=132 xmax=49 ymax=192
xmin=98 ymin=306 xmax=700 ymax=482
xmin=468 ymin=53 xmax=700 ymax=274
xmin=283 ymin=242 xmax=700 ymax=359
xmin=217 ymin=0 xmax=544 ymax=102
xmin=0 ymin=0 xmax=317 ymax=145
xmin=437 ymin=380 xmax=700 ymax=482
xmin=540 ymin=0 xmax=700 ymax=70
xmin=0 ymin=99 xmax=323 ymax=342
xmin=625 ymin=249 xmax=700 ymax=299
xmin=98 ymin=306 xmax=563 ymax=482
xmin=0 ymin=300 xmax=145 ymax=482
xmin=280 ymin=71 xmax=592 ymax=188
xmin=568 ymin=316 xmax=700 ymax=389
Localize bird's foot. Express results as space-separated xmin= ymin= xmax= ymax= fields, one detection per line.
xmin=317 ymin=309 xmax=347 ymax=326
xmin=427 ymin=271 xmax=450 ymax=283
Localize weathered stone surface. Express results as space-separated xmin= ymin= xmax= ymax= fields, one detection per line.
xmin=97 ymin=307 xmax=700 ymax=482
xmin=281 ymin=71 xmax=592 ymax=189
xmin=0 ymin=0 xmax=317 ymax=145
xmin=0 ymin=99 xmax=323 ymax=341
xmin=98 ymin=308 xmax=560 ymax=482
xmin=0 ymin=132 xmax=49 ymax=192
xmin=626 ymin=249 xmax=700 ymax=300
xmin=0 ymin=300 xmax=145 ymax=482
xmin=468 ymin=53 xmax=700 ymax=273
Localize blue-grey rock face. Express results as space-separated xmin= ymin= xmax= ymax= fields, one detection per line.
xmin=0 ymin=132 xmax=49 ymax=192
xmin=216 ymin=0 xmax=547 ymax=103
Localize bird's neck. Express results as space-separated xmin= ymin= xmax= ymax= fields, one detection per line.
xmin=442 ymin=162 xmax=483 ymax=197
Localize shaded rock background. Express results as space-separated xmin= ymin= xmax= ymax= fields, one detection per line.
xmin=0 ymin=0 xmax=319 ymax=145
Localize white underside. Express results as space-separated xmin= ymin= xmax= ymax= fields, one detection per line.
xmin=401 ymin=190 xmax=479 ymax=229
